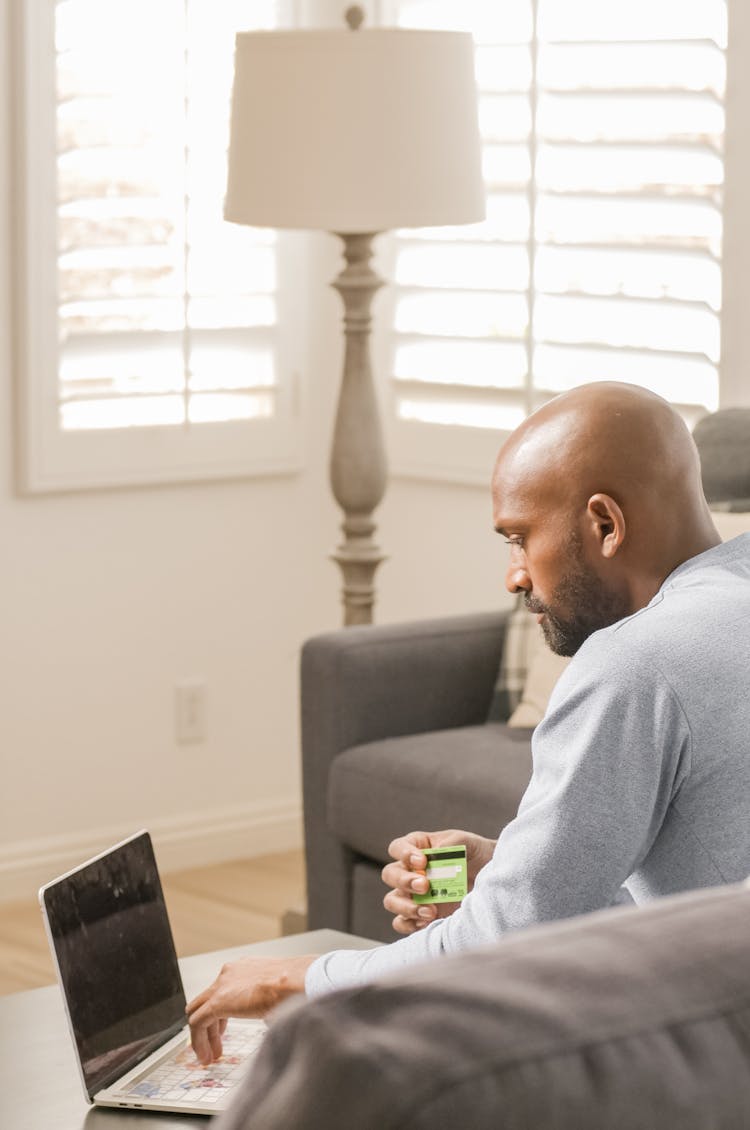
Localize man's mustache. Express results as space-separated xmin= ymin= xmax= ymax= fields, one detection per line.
xmin=524 ymin=596 xmax=547 ymax=615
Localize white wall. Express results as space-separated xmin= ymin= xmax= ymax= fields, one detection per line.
xmin=0 ymin=0 xmax=354 ymax=896
xmin=0 ymin=19 xmax=503 ymax=901
xmin=377 ymin=478 xmax=506 ymax=622
xmin=0 ymin=185 xmax=348 ymax=895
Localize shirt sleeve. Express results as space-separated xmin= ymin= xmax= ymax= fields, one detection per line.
xmin=306 ymin=634 xmax=691 ymax=996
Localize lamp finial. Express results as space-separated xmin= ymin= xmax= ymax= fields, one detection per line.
xmin=345 ymin=5 xmax=365 ymax=31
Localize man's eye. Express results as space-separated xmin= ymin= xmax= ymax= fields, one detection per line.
xmin=505 ymin=537 xmax=524 ymax=548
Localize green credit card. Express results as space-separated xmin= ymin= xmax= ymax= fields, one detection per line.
xmin=412 ymin=845 xmax=467 ymax=905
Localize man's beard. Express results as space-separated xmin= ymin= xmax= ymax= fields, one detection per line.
xmin=525 ymin=556 xmax=631 ymax=657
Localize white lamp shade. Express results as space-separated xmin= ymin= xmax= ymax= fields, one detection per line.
xmin=225 ymin=28 xmax=486 ymax=233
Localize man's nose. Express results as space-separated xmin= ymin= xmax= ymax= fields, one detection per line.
xmin=505 ymin=560 xmax=531 ymax=595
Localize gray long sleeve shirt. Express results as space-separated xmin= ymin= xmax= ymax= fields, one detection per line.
xmin=306 ymin=533 xmax=750 ymax=995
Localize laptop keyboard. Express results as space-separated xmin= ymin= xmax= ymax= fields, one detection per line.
xmin=121 ymin=1021 xmax=267 ymax=1106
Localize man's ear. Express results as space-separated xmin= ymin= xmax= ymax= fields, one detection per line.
xmin=586 ymin=493 xmax=625 ymax=559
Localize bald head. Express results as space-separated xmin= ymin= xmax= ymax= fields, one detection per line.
xmin=492 ymin=383 xmax=720 ymax=653
xmin=497 ymin=382 xmax=703 ymax=514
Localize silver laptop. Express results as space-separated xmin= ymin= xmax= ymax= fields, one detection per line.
xmin=39 ymin=830 xmax=266 ymax=1115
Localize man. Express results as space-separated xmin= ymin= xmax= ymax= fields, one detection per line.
xmin=187 ymin=382 xmax=750 ymax=1065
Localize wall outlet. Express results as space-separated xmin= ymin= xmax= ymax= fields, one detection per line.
xmin=175 ymin=681 xmax=206 ymax=744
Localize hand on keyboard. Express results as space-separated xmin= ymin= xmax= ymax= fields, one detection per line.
xmin=186 ymin=953 xmax=315 ymax=1065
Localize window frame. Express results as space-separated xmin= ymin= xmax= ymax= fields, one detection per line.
xmin=11 ymin=0 xmax=304 ymax=494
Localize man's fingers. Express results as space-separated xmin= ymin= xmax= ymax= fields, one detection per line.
xmin=206 ymin=1022 xmax=224 ymax=1064
xmin=188 ymin=1008 xmax=216 ymax=1065
xmin=391 ymin=912 xmax=434 ymax=935
xmin=382 ymin=839 xmax=434 ymax=934
xmin=185 ymin=987 xmax=211 ymax=1018
xmin=384 ymin=888 xmax=435 ymax=918
xmin=187 ymin=997 xmax=226 ymax=1065
xmin=387 ymin=831 xmax=431 ymax=864
xmin=380 ymin=860 xmax=402 ymax=888
xmin=381 ymin=860 xmax=430 ymax=893
xmin=384 ymin=889 xmax=437 ymax=935
xmin=392 ymin=914 xmax=417 ymax=935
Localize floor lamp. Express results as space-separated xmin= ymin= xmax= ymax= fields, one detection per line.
xmin=224 ymin=7 xmax=485 ymax=625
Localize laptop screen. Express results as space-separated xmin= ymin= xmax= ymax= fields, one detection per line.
xmin=41 ymin=831 xmax=186 ymax=1099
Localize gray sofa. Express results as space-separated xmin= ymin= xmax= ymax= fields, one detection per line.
xmin=301 ymin=609 xmax=533 ymax=942
xmin=217 ymin=880 xmax=750 ymax=1129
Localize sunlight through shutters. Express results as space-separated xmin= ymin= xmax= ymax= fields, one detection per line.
xmin=55 ymin=0 xmax=280 ymax=432
xmin=391 ymin=0 xmax=726 ymax=432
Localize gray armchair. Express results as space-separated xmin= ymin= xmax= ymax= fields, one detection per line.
xmin=300 ymin=610 xmax=533 ymax=940
xmin=692 ymin=406 xmax=750 ymax=509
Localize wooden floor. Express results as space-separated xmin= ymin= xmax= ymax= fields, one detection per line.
xmin=0 ymin=849 xmax=306 ymax=997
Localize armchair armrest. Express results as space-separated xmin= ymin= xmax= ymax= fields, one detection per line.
xmin=301 ymin=609 xmax=511 ymax=755
xmin=300 ymin=610 xmax=510 ymax=930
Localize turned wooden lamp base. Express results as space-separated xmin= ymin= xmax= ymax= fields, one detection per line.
xmin=328 ymin=231 xmax=388 ymax=626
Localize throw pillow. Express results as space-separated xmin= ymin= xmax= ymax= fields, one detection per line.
xmin=507 ymin=641 xmax=570 ymax=728
xmin=486 ymin=597 xmax=539 ymax=722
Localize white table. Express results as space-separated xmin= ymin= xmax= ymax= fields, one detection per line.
xmin=0 ymin=929 xmax=378 ymax=1129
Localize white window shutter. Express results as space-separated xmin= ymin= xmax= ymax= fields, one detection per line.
xmin=16 ymin=0 xmax=301 ymax=491
xmin=387 ymin=0 xmax=726 ymax=480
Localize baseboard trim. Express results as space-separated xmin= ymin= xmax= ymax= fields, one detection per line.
xmin=0 ymin=798 xmax=303 ymax=903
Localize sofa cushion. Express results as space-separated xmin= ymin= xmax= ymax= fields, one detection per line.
xmin=216 ymin=882 xmax=750 ymax=1130
xmin=327 ymin=723 xmax=533 ymax=862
